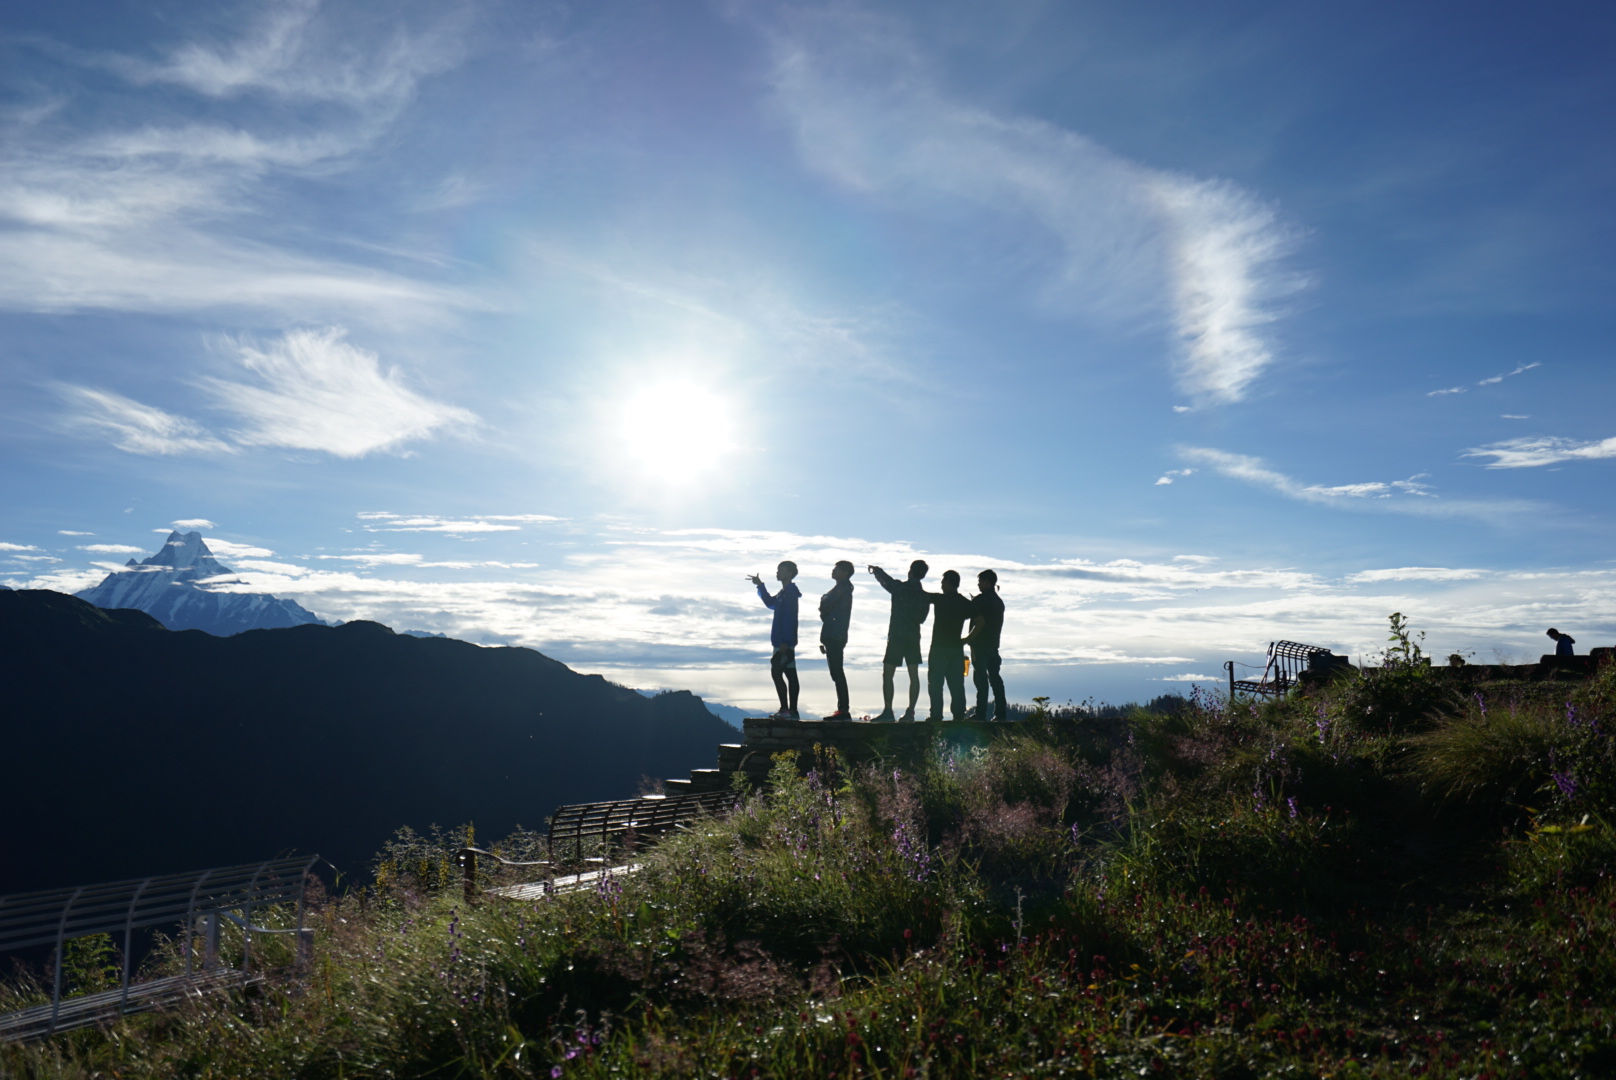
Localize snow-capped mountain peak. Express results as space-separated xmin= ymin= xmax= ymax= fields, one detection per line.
xmin=76 ymin=532 xmax=323 ymax=636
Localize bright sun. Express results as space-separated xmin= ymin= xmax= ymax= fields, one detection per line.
xmin=617 ymin=381 xmax=737 ymax=483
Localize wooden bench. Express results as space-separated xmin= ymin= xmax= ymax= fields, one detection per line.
xmin=0 ymin=855 xmax=318 ymax=1042
xmin=1224 ymin=640 xmax=1347 ymax=699
xmin=457 ymin=790 xmax=736 ymax=900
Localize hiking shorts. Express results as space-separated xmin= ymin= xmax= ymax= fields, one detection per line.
xmin=883 ymin=635 xmax=922 ymax=667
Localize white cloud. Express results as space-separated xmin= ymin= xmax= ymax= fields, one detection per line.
xmin=173 ymin=518 xmax=217 ymax=529
xmin=56 ymin=386 xmax=233 ymax=456
xmin=1502 ymin=414 xmax=1529 ymax=420
xmin=1155 ymin=468 xmax=1197 ymax=486
xmin=1463 ymin=435 xmax=1616 ymax=469
xmin=1478 ymin=361 xmax=1539 ymax=386
xmin=129 ymin=0 xmax=464 ymax=108
xmin=1347 ymin=567 xmax=1487 ymax=583
xmin=19 ymin=521 xmax=1616 ymax=713
xmin=205 ymin=328 xmax=476 ymax=457
xmin=1427 ymin=386 xmax=1466 ymax=396
xmin=77 ymin=544 xmax=145 ymax=554
xmin=761 ymin=8 xmax=1297 ymax=406
xmin=57 ymin=530 xmax=94 ymax=536
xmin=203 ymin=538 xmax=274 ymax=559
xmin=357 ymin=511 xmax=560 ymax=533
xmin=0 ymin=543 xmax=40 ymax=552
xmin=1181 ymin=446 xmax=1533 ymax=519
xmin=1155 ymin=673 xmax=1222 ymax=682
xmin=0 ymin=4 xmax=473 ymax=321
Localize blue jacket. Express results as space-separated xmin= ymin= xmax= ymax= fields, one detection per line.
xmin=758 ymin=581 xmax=801 ymax=648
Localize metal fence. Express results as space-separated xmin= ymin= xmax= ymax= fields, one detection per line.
xmin=0 ymin=854 xmax=318 ymax=1041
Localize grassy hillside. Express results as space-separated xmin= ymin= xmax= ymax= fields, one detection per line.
xmin=5 ymin=623 xmax=1616 ymax=1078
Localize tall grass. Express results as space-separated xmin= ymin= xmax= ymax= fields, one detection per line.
xmin=6 ymin=645 xmax=1616 ymax=1078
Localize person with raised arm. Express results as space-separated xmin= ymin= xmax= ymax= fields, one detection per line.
xmin=867 ymin=559 xmax=929 ymax=722
xmin=964 ymin=568 xmax=1007 ymax=721
xmin=819 ymin=561 xmax=856 ymax=720
xmin=748 ymin=561 xmax=801 ymax=720
xmin=926 ymin=570 xmax=973 ymax=721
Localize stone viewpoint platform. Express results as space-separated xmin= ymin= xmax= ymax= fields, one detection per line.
xmin=664 ymin=716 xmax=1021 ymax=795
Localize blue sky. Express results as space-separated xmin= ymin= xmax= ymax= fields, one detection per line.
xmin=3 ymin=0 xmax=1613 ymax=712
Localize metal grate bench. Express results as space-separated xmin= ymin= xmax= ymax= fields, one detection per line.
xmin=1224 ymin=640 xmax=1342 ymax=699
xmin=0 ymin=855 xmax=318 ymax=1042
xmin=457 ymin=790 xmax=736 ymax=900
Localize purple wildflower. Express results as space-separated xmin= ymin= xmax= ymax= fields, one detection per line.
xmin=1553 ymin=771 xmax=1579 ymax=800
xmin=1287 ymin=796 xmax=1299 ymax=819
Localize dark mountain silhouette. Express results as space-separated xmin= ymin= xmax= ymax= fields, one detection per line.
xmin=0 ymin=590 xmax=736 ymax=895
xmin=76 ymin=531 xmax=325 ymax=636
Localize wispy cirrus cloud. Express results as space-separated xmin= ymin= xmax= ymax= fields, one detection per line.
xmin=1179 ymin=447 xmax=1535 ymax=519
xmin=56 ymin=386 xmax=234 ymax=456
xmin=77 ymin=544 xmax=145 ymax=554
xmin=205 ymin=328 xmax=475 ymax=457
xmin=357 ymin=512 xmax=563 ymax=534
xmin=759 ymin=7 xmax=1300 ymax=406
xmin=58 ymin=328 xmax=474 ymax=458
xmin=1463 ymin=435 xmax=1616 ymax=469
xmin=0 ymin=1 xmax=471 ymax=320
xmin=1479 ymin=361 xmax=1540 ymax=386
xmin=1427 ymin=362 xmax=1539 ymax=398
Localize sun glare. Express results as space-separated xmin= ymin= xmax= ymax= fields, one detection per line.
xmin=616 ymin=381 xmax=737 ymax=483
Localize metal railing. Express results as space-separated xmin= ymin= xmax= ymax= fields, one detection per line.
xmin=456 ymin=790 xmax=737 ymax=902
xmin=1225 ymin=641 xmax=1338 ymax=699
xmin=0 ymin=855 xmax=318 ymax=1041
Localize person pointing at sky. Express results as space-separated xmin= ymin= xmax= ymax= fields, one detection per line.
xmin=748 ymin=561 xmax=801 ymax=720
xmin=868 ymin=559 xmax=929 ymax=722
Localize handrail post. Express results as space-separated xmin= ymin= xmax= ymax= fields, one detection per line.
xmin=240 ymin=862 xmax=268 ymax=973
xmin=121 ymin=876 xmax=153 ymax=1013
xmin=184 ymin=868 xmax=217 ymax=978
xmin=48 ymin=885 xmax=86 ymax=1037
xmin=294 ymin=856 xmax=316 ymax=972
xmin=202 ymin=913 xmax=220 ymax=971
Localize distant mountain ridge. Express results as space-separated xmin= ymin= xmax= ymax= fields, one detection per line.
xmin=0 ymin=589 xmax=737 ymax=894
xmin=76 ymin=530 xmax=324 ymax=636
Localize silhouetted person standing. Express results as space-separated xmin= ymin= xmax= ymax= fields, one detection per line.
xmin=926 ymin=570 xmax=972 ymax=721
xmin=868 ymin=560 xmax=929 ymax=722
xmin=1547 ymin=628 xmax=1576 ymax=657
xmin=748 ymin=561 xmax=801 ymax=719
xmin=819 ymin=561 xmax=855 ymax=720
xmin=964 ymin=569 xmax=1006 ymax=721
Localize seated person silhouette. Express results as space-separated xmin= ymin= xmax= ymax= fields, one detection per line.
xmin=964 ymin=569 xmax=1006 ymax=721
xmin=1547 ymin=628 xmax=1576 ymax=657
xmin=926 ymin=570 xmax=973 ymax=721
xmin=748 ymin=561 xmax=801 ymax=719
xmin=868 ymin=560 xmax=929 ymax=722
xmin=819 ymin=560 xmax=855 ymax=720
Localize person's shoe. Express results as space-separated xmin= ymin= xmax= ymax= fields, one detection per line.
xmin=870 ymin=709 xmax=897 ymax=723
xmin=768 ymin=708 xmax=798 ymax=720
xmin=898 ymin=709 xmax=916 ymax=722
xmin=924 ymin=714 xmax=944 ymax=723
xmin=822 ymin=710 xmax=852 ymax=721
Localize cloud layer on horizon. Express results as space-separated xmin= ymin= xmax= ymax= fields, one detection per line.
xmin=15 ymin=521 xmax=1612 ymax=711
